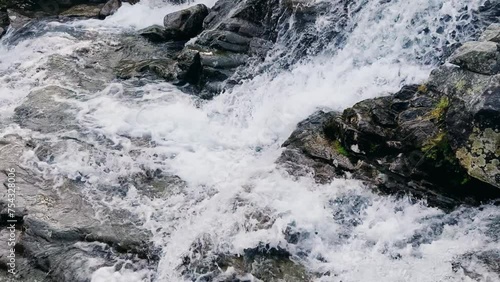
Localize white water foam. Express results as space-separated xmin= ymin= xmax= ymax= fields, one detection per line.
xmin=0 ymin=0 xmax=498 ymax=281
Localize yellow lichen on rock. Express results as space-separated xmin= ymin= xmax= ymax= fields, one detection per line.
xmin=456 ymin=127 xmax=500 ymax=188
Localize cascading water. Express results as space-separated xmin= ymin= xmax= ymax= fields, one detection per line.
xmin=0 ymin=0 xmax=499 ymax=281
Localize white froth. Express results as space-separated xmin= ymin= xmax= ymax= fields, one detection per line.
xmin=0 ymin=0 xmax=498 ymax=281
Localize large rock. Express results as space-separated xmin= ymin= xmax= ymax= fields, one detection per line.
xmin=448 ymin=41 xmax=500 ymax=75
xmin=59 ymin=4 xmax=104 ymax=18
xmin=135 ymin=0 xmax=348 ymax=97
xmin=279 ymin=27 xmax=500 ymax=209
xmin=0 ymin=135 xmax=157 ymax=281
xmin=2 ymin=0 xmax=108 ymax=17
xmin=179 ymin=238 xmax=311 ymax=281
xmin=163 ymin=4 xmax=209 ymax=40
xmin=99 ymin=0 xmax=121 ymax=19
xmin=1 ymin=0 xmax=125 ymax=21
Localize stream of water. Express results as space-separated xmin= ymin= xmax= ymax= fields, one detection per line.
xmin=1 ymin=0 xmax=499 ymax=281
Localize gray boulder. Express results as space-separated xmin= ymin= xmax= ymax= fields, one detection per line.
xmin=115 ymin=58 xmax=182 ymax=81
xmin=99 ymin=0 xmax=121 ymax=19
xmin=448 ymin=41 xmax=500 ymax=75
xmin=279 ymin=25 xmax=500 ymax=209
xmin=163 ymin=4 xmax=209 ymax=39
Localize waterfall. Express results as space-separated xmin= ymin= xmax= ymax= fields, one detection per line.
xmin=0 ymin=0 xmax=498 ymax=281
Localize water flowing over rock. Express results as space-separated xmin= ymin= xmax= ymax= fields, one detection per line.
xmin=99 ymin=0 xmax=122 ymax=19
xmin=1 ymin=0 xmax=500 ymax=281
xmin=163 ymin=4 xmax=209 ymax=39
xmin=0 ymin=135 xmax=158 ymax=281
xmin=279 ymin=25 xmax=500 ymax=209
xmin=449 ymin=41 xmax=500 ymax=75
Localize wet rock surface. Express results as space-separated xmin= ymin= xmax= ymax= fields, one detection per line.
xmin=179 ymin=238 xmax=311 ymax=282
xmin=163 ymin=4 xmax=209 ymax=40
xmin=0 ymin=135 xmax=158 ymax=281
xmin=0 ymin=0 xmax=132 ymax=39
xmin=99 ymin=0 xmax=122 ymax=19
xmin=279 ymin=25 xmax=500 ymax=210
xmin=1 ymin=0 xmax=500 ymax=281
xmin=59 ymin=4 xmax=104 ymax=18
xmin=134 ymin=0 xmax=349 ymax=98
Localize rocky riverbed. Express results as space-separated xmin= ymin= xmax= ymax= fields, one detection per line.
xmin=0 ymin=0 xmax=499 ymax=281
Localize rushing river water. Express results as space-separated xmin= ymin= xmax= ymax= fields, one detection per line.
xmin=1 ymin=0 xmax=499 ymax=281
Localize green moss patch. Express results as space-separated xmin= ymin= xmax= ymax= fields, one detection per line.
xmin=333 ymin=140 xmax=349 ymax=157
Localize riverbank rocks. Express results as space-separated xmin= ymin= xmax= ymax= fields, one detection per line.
xmin=279 ymin=25 xmax=500 ymax=209
xmin=115 ymin=51 xmax=203 ymax=86
xmin=0 ymin=0 xmax=125 ymax=26
xmin=479 ymin=23 xmax=500 ymax=42
xmin=133 ymin=0 xmax=350 ymax=97
xmin=163 ymin=4 xmax=209 ymax=40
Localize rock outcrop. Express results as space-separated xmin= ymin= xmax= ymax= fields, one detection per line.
xmin=0 ymin=135 xmax=157 ymax=281
xmin=279 ymin=24 xmax=500 ymax=209
xmin=163 ymin=4 xmax=209 ymax=39
xmin=136 ymin=0 xmax=343 ymax=98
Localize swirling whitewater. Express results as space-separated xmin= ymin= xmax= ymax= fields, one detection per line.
xmin=0 ymin=0 xmax=498 ymax=281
